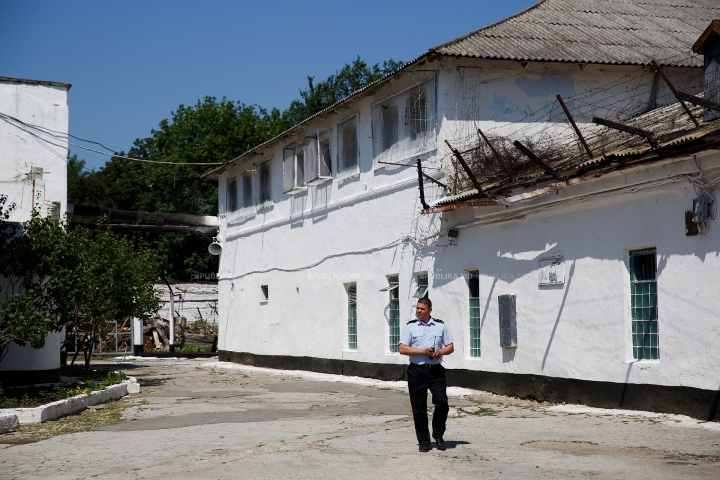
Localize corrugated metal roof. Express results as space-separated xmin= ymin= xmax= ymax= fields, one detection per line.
xmin=430 ymin=0 xmax=720 ymax=67
xmin=202 ymin=0 xmax=717 ymax=180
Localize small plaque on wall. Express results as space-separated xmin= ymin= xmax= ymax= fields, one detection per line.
xmin=538 ymin=254 xmax=564 ymax=285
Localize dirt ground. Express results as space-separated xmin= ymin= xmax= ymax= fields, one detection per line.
xmin=1 ymin=358 xmax=719 ymax=479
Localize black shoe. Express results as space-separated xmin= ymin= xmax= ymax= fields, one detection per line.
xmin=434 ymin=435 xmax=446 ymax=451
xmin=419 ymin=443 xmax=431 ymax=452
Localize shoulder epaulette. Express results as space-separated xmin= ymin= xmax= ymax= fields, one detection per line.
xmin=435 ymin=318 xmax=444 ymax=324
xmin=406 ymin=319 xmax=416 ymax=324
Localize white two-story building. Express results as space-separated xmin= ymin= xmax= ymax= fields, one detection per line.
xmin=203 ymin=0 xmax=720 ymax=420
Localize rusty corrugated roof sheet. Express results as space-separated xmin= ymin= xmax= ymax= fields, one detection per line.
xmin=430 ymin=0 xmax=720 ymax=68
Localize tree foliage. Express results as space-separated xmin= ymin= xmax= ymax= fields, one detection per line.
xmin=67 ymin=56 xmax=403 ymax=280
xmin=0 ymin=206 xmax=160 ymax=371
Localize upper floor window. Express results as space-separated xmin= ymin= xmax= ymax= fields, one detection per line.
xmin=227 ymin=176 xmax=239 ymax=212
xmin=258 ymin=160 xmax=272 ymax=208
xmin=337 ymin=115 xmax=358 ymax=173
xmin=283 ymin=142 xmax=307 ymax=194
xmin=242 ymin=171 xmax=253 ymax=209
xmin=372 ymin=77 xmax=436 ymax=163
xmin=303 ymin=129 xmax=333 ymax=183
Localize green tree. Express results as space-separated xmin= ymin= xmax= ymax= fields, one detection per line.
xmin=0 ymin=209 xmax=160 ymax=372
xmin=284 ymin=57 xmax=404 ymax=126
xmin=54 ymin=227 xmax=160 ymax=373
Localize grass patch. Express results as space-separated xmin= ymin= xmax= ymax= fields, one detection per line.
xmin=463 ymin=406 xmax=497 ymax=416
xmin=0 ymin=367 xmax=127 ymax=409
xmin=0 ymin=398 xmax=133 ymax=445
xmin=175 ymin=344 xmax=209 ymax=353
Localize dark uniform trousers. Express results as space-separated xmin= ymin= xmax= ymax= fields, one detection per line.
xmin=407 ymin=363 xmax=449 ymax=445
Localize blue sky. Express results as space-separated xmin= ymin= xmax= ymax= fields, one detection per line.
xmin=1 ymin=0 xmax=537 ymax=170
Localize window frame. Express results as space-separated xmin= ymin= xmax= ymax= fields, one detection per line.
xmin=282 ymin=142 xmax=308 ymax=194
xmin=346 ymin=283 xmax=358 ymax=351
xmin=337 ymin=114 xmax=359 ymax=174
xmin=303 ymin=129 xmax=333 ymax=185
xmin=385 ymin=275 xmax=400 ymax=353
xmin=257 ymin=159 xmax=273 ymax=211
xmin=629 ymin=248 xmax=659 ymax=361
xmin=413 ymin=272 xmax=429 ymax=299
xmin=226 ymin=174 xmax=239 ymax=212
xmin=468 ymin=269 xmax=481 ymax=358
xmin=371 ymin=76 xmax=437 ymax=167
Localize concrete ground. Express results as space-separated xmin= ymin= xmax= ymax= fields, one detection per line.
xmin=1 ymin=358 xmax=719 ymax=479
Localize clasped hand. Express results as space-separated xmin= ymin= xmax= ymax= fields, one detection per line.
xmin=422 ymin=347 xmax=442 ymax=359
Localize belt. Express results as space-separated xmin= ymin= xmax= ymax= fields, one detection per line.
xmin=410 ymin=363 xmax=441 ymax=370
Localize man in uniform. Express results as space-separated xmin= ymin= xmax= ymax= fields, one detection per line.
xmin=398 ymin=297 xmax=454 ymax=452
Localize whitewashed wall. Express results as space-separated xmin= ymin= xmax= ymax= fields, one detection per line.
xmin=0 ymin=79 xmax=69 ymax=374
xmin=216 ymin=59 xmax=717 ymax=391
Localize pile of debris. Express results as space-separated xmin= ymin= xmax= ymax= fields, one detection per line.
xmin=143 ymin=315 xmax=218 ymax=352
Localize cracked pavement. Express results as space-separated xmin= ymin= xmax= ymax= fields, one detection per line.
xmin=1 ymin=358 xmax=719 ymax=479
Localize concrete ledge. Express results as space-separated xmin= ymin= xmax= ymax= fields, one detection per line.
xmin=0 ymin=414 xmax=19 ymax=434
xmin=218 ymin=350 xmax=720 ymax=421
xmin=0 ymin=376 xmax=139 ymax=423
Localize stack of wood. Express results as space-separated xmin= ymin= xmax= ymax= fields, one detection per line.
xmin=143 ymin=315 xmax=218 ymax=352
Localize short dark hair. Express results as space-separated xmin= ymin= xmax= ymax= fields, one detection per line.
xmin=417 ymin=297 xmax=432 ymax=309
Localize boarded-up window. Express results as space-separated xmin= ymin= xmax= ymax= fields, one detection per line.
xmin=338 ymin=116 xmax=358 ymax=172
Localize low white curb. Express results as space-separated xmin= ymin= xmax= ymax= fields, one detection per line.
xmin=0 ymin=376 xmax=139 ymax=424
xmin=0 ymin=414 xmax=19 ymax=433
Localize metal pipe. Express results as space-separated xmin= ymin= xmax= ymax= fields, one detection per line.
xmin=444 ymin=139 xmax=484 ymax=196
xmin=556 ymin=95 xmax=594 ymax=159
xmin=651 ymin=60 xmax=700 ymax=127
xmin=416 ymin=160 xmax=429 ymax=210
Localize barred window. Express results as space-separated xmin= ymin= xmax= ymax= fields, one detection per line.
xmin=630 ymin=248 xmax=659 ymax=360
xmin=468 ymin=270 xmax=481 ymax=357
xmin=347 ymin=284 xmax=357 ymax=350
xmin=338 ymin=116 xmax=358 ymax=172
xmin=227 ymin=176 xmax=239 ymax=212
xmin=386 ymin=275 xmax=400 ymax=352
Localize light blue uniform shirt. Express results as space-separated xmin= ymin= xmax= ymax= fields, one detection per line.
xmin=399 ymin=317 xmax=454 ymax=365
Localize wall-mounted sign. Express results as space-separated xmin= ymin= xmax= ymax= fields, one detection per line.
xmin=538 ymin=254 xmax=564 ymax=285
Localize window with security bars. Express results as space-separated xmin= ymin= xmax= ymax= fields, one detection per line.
xmin=347 ymin=284 xmax=357 ymax=350
xmin=630 ymin=248 xmax=658 ymax=360
xmin=385 ymin=275 xmax=400 ymax=352
xmin=468 ymin=270 xmax=481 ymax=357
xmin=242 ymin=172 xmax=253 ymax=208
xmin=372 ymin=78 xmax=436 ymax=164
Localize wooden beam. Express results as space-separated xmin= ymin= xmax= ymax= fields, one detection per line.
xmin=556 ymin=94 xmax=594 ymax=159
xmin=651 ymin=60 xmax=700 ymax=128
xmin=512 ymin=140 xmax=564 ymax=181
xmin=416 ymin=160 xmax=429 ymax=210
xmin=444 ymin=140 xmax=484 ymax=196
xmin=676 ymin=91 xmax=720 ymax=113
xmin=592 ymin=117 xmax=657 ymax=146
xmin=477 ymin=128 xmax=514 ymax=178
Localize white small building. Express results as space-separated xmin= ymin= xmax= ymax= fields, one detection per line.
xmin=0 ymin=76 xmax=71 ymax=384
xmin=204 ymin=0 xmax=720 ymax=419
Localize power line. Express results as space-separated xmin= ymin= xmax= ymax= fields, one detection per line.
xmin=0 ymin=111 xmax=224 ymax=166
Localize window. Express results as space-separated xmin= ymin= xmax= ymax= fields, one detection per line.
xmin=347 ymin=284 xmax=357 ymax=350
xmin=337 ymin=116 xmax=358 ymax=172
xmin=283 ymin=143 xmax=307 ymax=193
xmin=414 ymin=272 xmax=428 ymax=298
xmin=242 ymin=172 xmax=253 ymax=209
xmin=381 ymin=275 xmax=400 ymax=352
xmin=468 ymin=270 xmax=481 ymax=357
xmin=261 ymin=285 xmax=269 ymax=302
xmin=259 ymin=160 xmax=272 ymax=207
xmin=227 ymin=176 xmax=239 ymax=212
xmin=372 ymin=78 xmax=436 ymax=163
xmin=630 ymin=248 xmax=658 ymax=360
xmin=303 ymin=129 xmax=332 ymax=183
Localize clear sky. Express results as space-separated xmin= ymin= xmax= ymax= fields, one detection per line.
xmin=1 ymin=0 xmax=537 ymax=170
